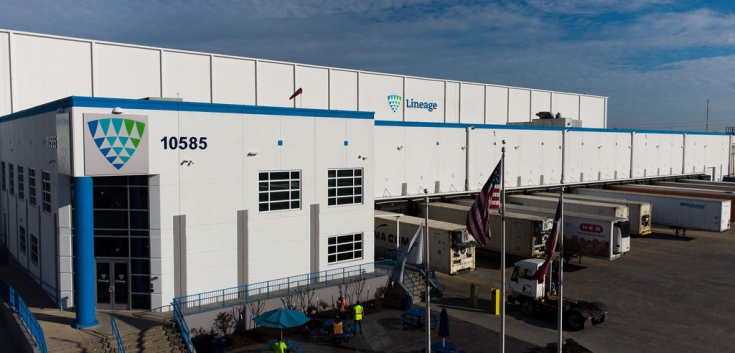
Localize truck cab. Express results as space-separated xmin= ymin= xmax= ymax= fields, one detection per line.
xmin=508 ymin=258 xmax=608 ymax=330
xmin=509 ymin=258 xmax=546 ymax=300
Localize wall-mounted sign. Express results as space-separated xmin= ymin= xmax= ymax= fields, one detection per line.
xmin=83 ymin=113 xmax=149 ymax=175
xmin=387 ymin=94 xmax=439 ymax=113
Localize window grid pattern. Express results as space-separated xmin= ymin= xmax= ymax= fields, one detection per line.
xmin=42 ymin=171 xmax=51 ymax=213
xmin=258 ymin=171 xmax=301 ymax=212
xmin=19 ymin=226 xmax=26 ymax=254
xmin=18 ymin=166 xmax=24 ymax=200
xmin=30 ymin=234 xmax=38 ymax=266
xmin=29 ymin=168 xmax=36 ymax=206
xmin=9 ymin=164 xmax=14 ymax=195
xmin=328 ymin=233 xmax=363 ymax=264
xmin=93 ymin=175 xmax=151 ymax=310
xmin=1 ymin=162 xmax=5 ymax=191
xmin=328 ymin=169 xmax=363 ymax=206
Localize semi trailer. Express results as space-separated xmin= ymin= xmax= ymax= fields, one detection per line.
xmin=505 ymin=194 xmax=629 ymax=219
xmin=374 ymin=214 xmax=476 ymax=275
xmin=417 ymin=202 xmax=553 ymax=258
xmin=502 ymin=204 xmax=631 ymax=261
xmin=534 ymin=192 xmax=652 ymax=236
xmin=579 ymin=188 xmax=731 ymax=232
xmin=606 ymin=184 xmax=735 ymax=220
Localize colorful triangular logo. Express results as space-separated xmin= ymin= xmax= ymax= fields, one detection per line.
xmin=387 ymin=94 xmax=402 ymax=113
xmin=87 ymin=118 xmax=146 ymax=170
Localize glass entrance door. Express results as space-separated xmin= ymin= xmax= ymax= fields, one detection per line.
xmin=96 ymin=261 xmax=129 ymax=310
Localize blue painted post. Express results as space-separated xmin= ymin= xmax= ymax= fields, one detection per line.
xmin=74 ymin=176 xmax=99 ymax=329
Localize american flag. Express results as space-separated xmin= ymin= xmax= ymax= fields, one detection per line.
xmin=465 ymin=160 xmax=502 ymax=246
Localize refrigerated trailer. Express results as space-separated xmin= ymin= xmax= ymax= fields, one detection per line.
xmin=374 ymin=214 xmax=476 ymax=274
xmin=501 ymin=204 xmax=631 ymax=261
xmin=417 ymin=202 xmax=553 ymax=258
xmin=533 ymin=192 xmax=652 ymax=236
xmin=606 ymin=184 xmax=735 ymax=221
xmin=505 ymin=194 xmax=629 ymax=219
xmin=575 ymin=188 xmax=730 ymax=232
xmin=653 ymin=181 xmax=735 ymax=193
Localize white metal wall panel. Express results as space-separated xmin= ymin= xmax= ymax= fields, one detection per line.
xmin=486 ymin=86 xmax=508 ymax=124
xmin=0 ymin=32 xmax=10 ymax=116
xmin=598 ymin=132 xmax=624 ymax=180
xmin=564 ymin=131 xmax=585 ymax=182
xmin=12 ymin=34 xmax=92 ymax=111
xmin=466 ymin=128 xmax=504 ymax=190
xmin=162 ymin=51 xmax=211 ymax=102
xmin=459 ymin=83 xmax=485 ymax=125
xmin=435 ymin=127 xmax=466 ymax=193
xmin=94 ymin=43 xmax=161 ymax=99
xmin=631 ymin=133 xmax=654 ymax=177
xmin=514 ymin=129 xmax=554 ymax=186
xmin=508 ymin=88 xmax=531 ymax=123
xmin=212 ymin=56 xmax=256 ymax=105
xmin=295 ymin=66 xmax=329 ymax=109
xmin=373 ymin=126 xmax=406 ymax=197
xmin=445 ymin=82 xmax=460 ymax=123
xmin=553 ymin=93 xmax=579 ymax=120
xmin=404 ymin=78 xmax=444 ymax=123
xmin=536 ymin=130 xmax=564 ymax=185
xmin=256 ymin=61 xmax=295 ymax=108
xmin=329 ymin=69 xmax=357 ymax=111
xmin=531 ymin=91 xmax=551 ymax=118
xmin=403 ymin=127 xmax=441 ymax=195
xmin=359 ymin=73 xmax=403 ymax=121
xmin=580 ymin=96 xmax=606 ymax=128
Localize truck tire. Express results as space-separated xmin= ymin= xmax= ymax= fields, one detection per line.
xmin=521 ymin=300 xmax=535 ymax=316
xmin=566 ymin=312 xmax=585 ymax=331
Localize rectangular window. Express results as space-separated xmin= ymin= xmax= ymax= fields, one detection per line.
xmin=30 ymin=234 xmax=38 ymax=266
xmin=8 ymin=164 xmax=14 ymax=195
xmin=42 ymin=171 xmax=51 ymax=213
xmin=1 ymin=162 xmax=5 ymax=191
xmin=29 ymin=168 xmax=37 ymax=206
xmin=328 ymin=168 xmax=363 ymax=206
xmin=258 ymin=170 xmax=301 ymax=212
xmin=327 ymin=233 xmax=363 ymax=263
xmin=18 ymin=166 xmax=24 ymax=201
xmin=19 ymin=226 xmax=26 ymax=254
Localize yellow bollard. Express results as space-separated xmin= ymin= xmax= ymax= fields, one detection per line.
xmin=490 ymin=287 xmax=500 ymax=315
xmin=470 ymin=283 xmax=478 ymax=308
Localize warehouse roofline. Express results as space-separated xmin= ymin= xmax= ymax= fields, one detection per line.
xmin=0 ymin=96 xmax=375 ymax=123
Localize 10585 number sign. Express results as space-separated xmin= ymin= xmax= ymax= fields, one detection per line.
xmin=160 ymin=136 xmax=208 ymax=150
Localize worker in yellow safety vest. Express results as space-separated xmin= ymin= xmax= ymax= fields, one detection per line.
xmin=353 ymin=301 xmax=364 ymax=334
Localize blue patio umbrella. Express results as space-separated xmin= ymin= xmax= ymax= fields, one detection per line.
xmin=438 ymin=307 xmax=450 ymax=347
xmin=253 ymin=307 xmax=310 ymax=339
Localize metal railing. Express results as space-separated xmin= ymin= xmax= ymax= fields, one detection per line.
xmin=172 ymin=298 xmax=196 ymax=353
xmin=110 ymin=315 xmax=126 ymax=353
xmin=174 ymin=260 xmax=394 ymax=315
xmin=0 ymin=277 xmax=48 ymax=353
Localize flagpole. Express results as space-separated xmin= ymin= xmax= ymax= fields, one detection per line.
xmin=558 ymin=130 xmax=566 ymax=353
xmin=424 ymin=188 xmax=431 ymax=353
xmin=500 ymin=140 xmax=506 ymax=353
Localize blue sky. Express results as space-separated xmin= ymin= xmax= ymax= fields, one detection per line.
xmin=2 ymin=0 xmax=735 ymax=131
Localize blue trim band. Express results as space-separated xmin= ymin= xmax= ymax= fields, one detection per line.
xmin=73 ymin=176 xmax=99 ymax=329
xmin=0 ymin=96 xmax=374 ymax=122
xmin=373 ymin=120 xmax=728 ymax=136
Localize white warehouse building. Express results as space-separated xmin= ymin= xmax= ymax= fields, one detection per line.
xmin=0 ymin=29 xmax=730 ymax=328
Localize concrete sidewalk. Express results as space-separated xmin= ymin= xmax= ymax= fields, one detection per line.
xmin=0 ymin=265 xmax=174 ymax=353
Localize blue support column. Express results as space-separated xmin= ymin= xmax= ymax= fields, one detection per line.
xmin=74 ymin=176 xmax=99 ymax=329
